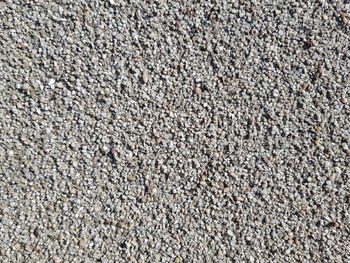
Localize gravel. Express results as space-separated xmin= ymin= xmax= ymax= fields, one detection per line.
xmin=0 ymin=0 xmax=349 ymax=262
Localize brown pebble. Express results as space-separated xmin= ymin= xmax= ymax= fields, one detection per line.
xmin=111 ymin=103 xmax=117 ymax=108
xmin=299 ymin=210 xmax=307 ymax=215
xmin=340 ymin=12 xmax=349 ymax=24
xmin=326 ymin=221 xmax=338 ymax=228
xmin=315 ymin=126 xmax=322 ymax=132
xmin=194 ymin=87 xmax=202 ymax=95
xmin=340 ymin=97 xmax=348 ymax=104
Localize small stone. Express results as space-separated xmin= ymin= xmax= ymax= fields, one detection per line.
xmin=53 ymin=256 xmax=62 ymax=263
xmin=315 ymin=126 xmax=322 ymax=132
xmin=326 ymin=221 xmax=338 ymax=228
xmin=334 ymin=167 xmax=341 ymax=174
xmin=146 ymin=185 xmax=157 ymax=194
xmin=79 ymin=239 xmax=86 ymax=248
xmin=14 ymin=243 xmax=21 ymax=251
xmin=340 ymin=12 xmax=349 ymax=25
xmin=299 ymin=210 xmax=307 ymax=215
xmin=127 ymin=175 xmax=136 ymax=182
xmin=230 ymin=172 xmax=237 ymax=177
xmin=194 ymin=87 xmax=202 ymax=95
xmin=227 ymin=229 xmax=234 ymax=237
xmin=275 ymin=10 xmax=282 ymax=15
xmin=149 ymin=32 xmax=157 ymax=39
xmin=141 ymin=73 xmax=149 ymax=84
xmin=174 ymin=257 xmax=182 ymax=263
xmin=234 ymin=196 xmax=244 ymax=202
xmin=48 ymin=78 xmax=55 ymax=87
xmin=340 ymin=97 xmax=348 ymax=104
xmin=109 ymin=0 xmax=117 ymax=5
xmin=111 ymin=103 xmax=117 ymax=108
xmin=129 ymin=144 xmax=136 ymax=150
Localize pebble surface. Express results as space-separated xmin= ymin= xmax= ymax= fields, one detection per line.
xmin=0 ymin=0 xmax=349 ymax=262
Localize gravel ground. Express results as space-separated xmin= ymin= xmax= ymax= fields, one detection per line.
xmin=1 ymin=0 xmax=350 ymax=262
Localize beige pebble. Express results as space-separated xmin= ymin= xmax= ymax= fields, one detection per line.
xmin=234 ymin=196 xmax=244 ymax=202
xmin=127 ymin=175 xmax=136 ymax=182
xmin=194 ymin=87 xmax=202 ymax=95
xmin=149 ymin=32 xmax=157 ymax=39
xmin=53 ymin=257 xmax=62 ymax=263
xmin=79 ymin=239 xmax=86 ymax=248
xmin=275 ymin=9 xmax=282 ymax=15
xmin=230 ymin=172 xmax=237 ymax=177
xmin=142 ymin=73 xmax=149 ymax=83
xmin=340 ymin=97 xmax=348 ymax=104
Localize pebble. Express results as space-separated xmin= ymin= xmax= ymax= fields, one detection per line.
xmin=193 ymin=87 xmax=202 ymax=95
xmin=149 ymin=32 xmax=157 ymax=39
xmin=53 ymin=257 xmax=62 ymax=263
xmin=174 ymin=257 xmax=182 ymax=263
xmin=334 ymin=167 xmax=341 ymax=174
xmin=275 ymin=10 xmax=282 ymax=15
xmin=48 ymin=78 xmax=55 ymax=87
xmin=227 ymin=229 xmax=234 ymax=237
xmin=141 ymin=73 xmax=149 ymax=84
xmin=340 ymin=97 xmax=348 ymax=104
xmin=79 ymin=239 xmax=86 ymax=248
xmin=127 ymin=175 xmax=136 ymax=182
xmin=234 ymin=196 xmax=245 ymax=202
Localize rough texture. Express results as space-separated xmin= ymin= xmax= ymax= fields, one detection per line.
xmin=0 ymin=0 xmax=349 ymax=262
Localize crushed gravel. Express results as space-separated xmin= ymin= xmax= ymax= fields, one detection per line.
xmin=0 ymin=0 xmax=349 ymax=262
